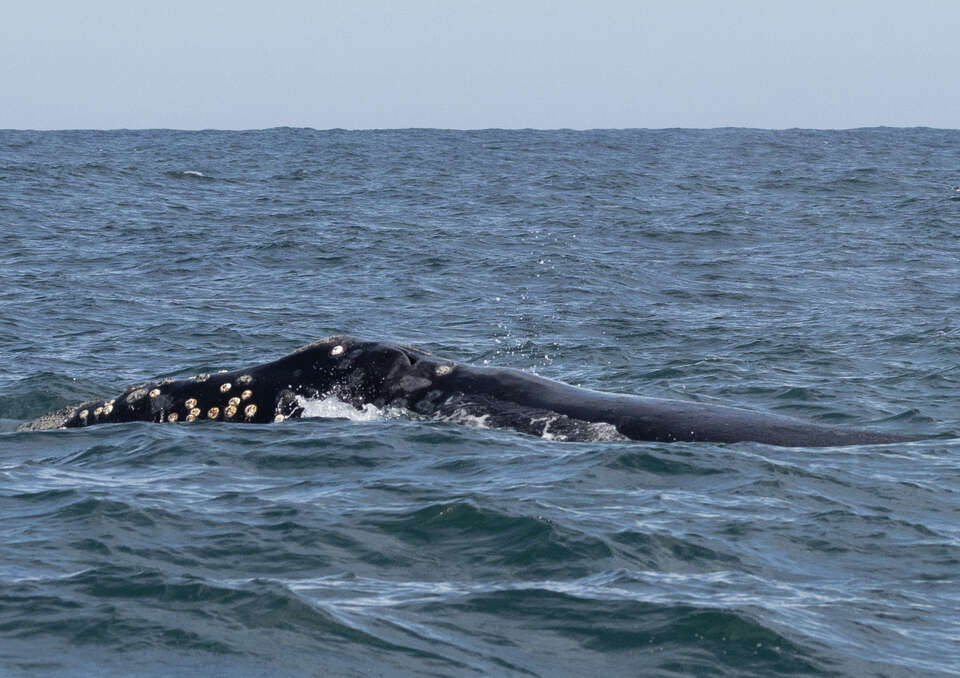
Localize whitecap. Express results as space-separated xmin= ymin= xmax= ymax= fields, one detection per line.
xmin=296 ymin=395 xmax=388 ymax=422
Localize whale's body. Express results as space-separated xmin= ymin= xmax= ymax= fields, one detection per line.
xmin=21 ymin=336 xmax=919 ymax=447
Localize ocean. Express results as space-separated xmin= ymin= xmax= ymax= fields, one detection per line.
xmin=0 ymin=127 xmax=957 ymax=677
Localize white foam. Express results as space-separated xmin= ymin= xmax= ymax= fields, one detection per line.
xmin=296 ymin=395 xmax=388 ymax=422
xmin=437 ymin=407 xmax=492 ymax=430
xmin=535 ymin=417 xmax=627 ymax=442
xmin=296 ymin=395 xmax=628 ymax=442
xmin=531 ymin=415 xmax=566 ymax=441
xmin=183 ymin=170 xmax=204 ymax=177
xmin=584 ymin=422 xmax=630 ymax=442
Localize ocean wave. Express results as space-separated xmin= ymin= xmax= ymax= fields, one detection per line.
xmin=3 ymin=127 xmax=959 ymax=677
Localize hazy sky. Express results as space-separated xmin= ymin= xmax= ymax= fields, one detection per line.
xmin=3 ymin=1 xmax=958 ymax=129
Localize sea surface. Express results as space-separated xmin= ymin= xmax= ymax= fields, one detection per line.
xmin=0 ymin=128 xmax=958 ymax=677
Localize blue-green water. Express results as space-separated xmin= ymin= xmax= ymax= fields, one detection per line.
xmin=1 ymin=128 xmax=958 ymax=677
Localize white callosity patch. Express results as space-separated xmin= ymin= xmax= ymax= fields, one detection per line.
xmin=125 ymin=388 xmax=148 ymax=403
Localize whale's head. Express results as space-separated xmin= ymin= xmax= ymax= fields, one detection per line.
xmin=285 ymin=335 xmax=445 ymax=408
xmin=17 ymin=335 xmax=457 ymax=431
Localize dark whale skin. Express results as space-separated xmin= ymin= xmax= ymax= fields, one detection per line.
xmin=21 ymin=335 xmax=922 ymax=447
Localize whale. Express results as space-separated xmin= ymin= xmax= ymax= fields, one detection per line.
xmin=20 ymin=335 xmax=921 ymax=447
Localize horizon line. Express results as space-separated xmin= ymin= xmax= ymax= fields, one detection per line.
xmin=2 ymin=125 xmax=957 ymax=133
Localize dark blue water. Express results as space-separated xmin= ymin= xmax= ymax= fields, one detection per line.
xmin=1 ymin=128 xmax=958 ymax=677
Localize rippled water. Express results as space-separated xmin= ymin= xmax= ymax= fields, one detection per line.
xmin=1 ymin=128 xmax=958 ymax=677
